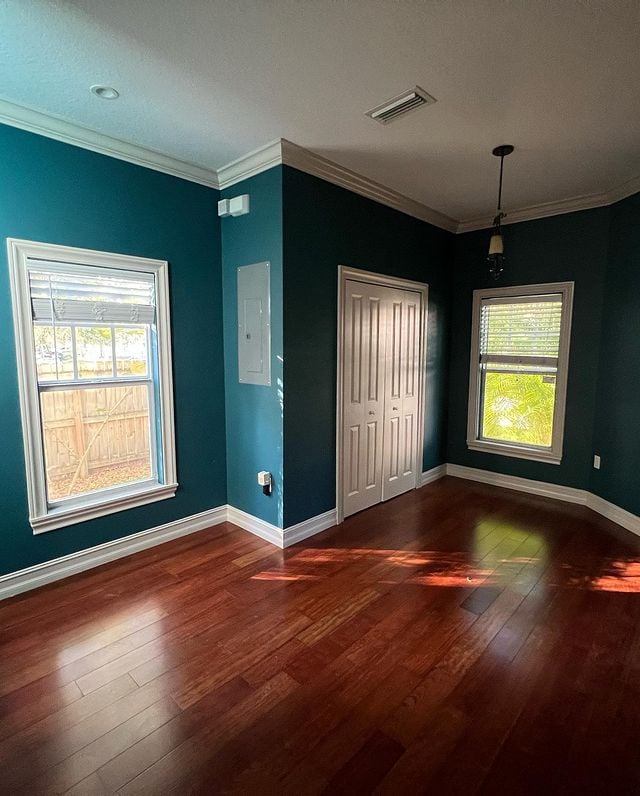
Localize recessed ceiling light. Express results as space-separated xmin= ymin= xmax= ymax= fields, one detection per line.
xmin=90 ymin=85 xmax=119 ymax=100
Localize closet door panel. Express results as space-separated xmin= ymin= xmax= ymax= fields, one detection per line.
xmin=382 ymin=289 xmax=421 ymax=501
xmin=342 ymin=281 xmax=385 ymax=517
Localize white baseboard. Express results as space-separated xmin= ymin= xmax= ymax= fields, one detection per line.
xmin=226 ymin=505 xmax=283 ymax=548
xmin=444 ymin=463 xmax=640 ymax=539
xmin=586 ymin=493 xmax=640 ymax=537
xmin=421 ymin=464 xmax=446 ymax=486
xmin=444 ymin=463 xmax=589 ymax=505
xmin=283 ymin=509 xmax=338 ymax=547
xmin=0 ymin=502 xmax=339 ymax=601
xmin=226 ymin=505 xmax=338 ymax=549
xmin=0 ymin=505 xmax=228 ymax=601
xmin=4 ymin=471 xmax=637 ymax=601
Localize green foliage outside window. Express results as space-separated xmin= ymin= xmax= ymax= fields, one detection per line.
xmin=481 ymin=372 xmax=556 ymax=447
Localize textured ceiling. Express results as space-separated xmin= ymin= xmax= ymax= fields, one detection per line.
xmin=1 ymin=0 xmax=639 ymax=221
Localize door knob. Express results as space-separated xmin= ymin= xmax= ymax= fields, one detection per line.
xmin=393 ymin=406 xmax=398 ymax=411
xmin=368 ymin=410 xmax=375 ymax=415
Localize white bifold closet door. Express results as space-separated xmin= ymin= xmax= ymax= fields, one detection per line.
xmin=342 ymin=279 xmax=421 ymax=518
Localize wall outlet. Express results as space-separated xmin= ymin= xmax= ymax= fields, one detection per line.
xmin=257 ymin=470 xmax=272 ymax=495
xmin=593 ymin=454 xmax=601 ymax=470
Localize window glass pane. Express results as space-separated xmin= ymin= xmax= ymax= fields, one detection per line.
xmin=34 ymin=326 xmax=73 ymax=381
xmin=115 ymin=327 xmax=148 ymax=377
xmin=481 ymin=372 xmax=556 ymax=448
xmin=40 ymin=384 xmax=152 ymax=502
xmin=76 ymin=327 xmax=113 ymax=378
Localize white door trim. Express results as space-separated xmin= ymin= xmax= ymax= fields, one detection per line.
xmin=336 ymin=266 xmax=429 ymax=524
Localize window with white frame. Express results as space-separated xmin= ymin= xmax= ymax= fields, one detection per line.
xmin=8 ymin=239 xmax=177 ymax=533
xmin=467 ymin=282 xmax=574 ymax=464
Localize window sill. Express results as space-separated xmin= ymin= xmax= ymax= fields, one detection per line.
xmin=30 ymin=482 xmax=178 ymax=534
xmin=467 ymin=440 xmax=561 ymax=465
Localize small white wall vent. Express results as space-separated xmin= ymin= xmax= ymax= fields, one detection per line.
xmin=366 ymin=86 xmax=436 ymax=124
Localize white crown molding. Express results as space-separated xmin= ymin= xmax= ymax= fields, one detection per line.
xmin=605 ymin=173 xmax=640 ymax=206
xmin=217 ymin=138 xmax=458 ymax=232
xmin=457 ymin=192 xmax=611 ymax=233
xmin=0 ymin=98 xmax=638 ymax=236
xmin=217 ymin=138 xmax=640 ymax=234
xmin=457 ymin=174 xmax=640 ymax=233
xmin=0 ymin=505 xmax=227 ymax=601
xmin=279 ymin=140 xmax=459 ymax=233
xmin=0 ymin=97 xmax=219 ymax=189
xmin=216 ymin=139 xmax=283 ymax=189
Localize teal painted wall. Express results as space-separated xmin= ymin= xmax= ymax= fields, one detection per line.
xmin=2 ymin=118 xmax=636 ymax=580
xmin=590 ymin=193 xmax=640 ymax=515
xmin=282 ymin=166 xmax=453 ymax=527
xmin=221 ymin=168 xmax=284 ymax=527
xmin=0 ymin=123 xmax=226 ymax=576
xmin=446 ymin=207 xmax=610 ymax=490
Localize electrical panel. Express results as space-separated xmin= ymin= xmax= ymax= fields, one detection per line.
xmin=237 ymin=261 xmax=271 ymax=386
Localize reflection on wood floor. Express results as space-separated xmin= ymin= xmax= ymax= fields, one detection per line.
xmin=1 ymin=475 xmax=639 ymax=794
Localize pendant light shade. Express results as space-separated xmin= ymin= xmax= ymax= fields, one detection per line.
xmin=488 ymin=231 xmax=504 ymax=256
xmin=487 ymin=144 xmax=514 ymax=279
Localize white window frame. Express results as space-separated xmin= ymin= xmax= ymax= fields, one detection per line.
xmin=7 ymin=238 xmax=178 ymax=533
xmin=466 ymin=281 xmax=574 ymax=465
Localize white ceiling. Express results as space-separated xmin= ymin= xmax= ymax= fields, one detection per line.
xmin=1 ymin=0 xmax=639 ymax=223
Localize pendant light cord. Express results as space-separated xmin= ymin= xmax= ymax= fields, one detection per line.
xmin=497 ymin=153 xmax=505 ymax=213
xmin=488 ymin=144 xmax=513 ymax=278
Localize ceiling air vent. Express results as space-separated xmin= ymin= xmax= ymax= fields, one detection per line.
xmin=366 ymin=86 xmax=436 ymax=124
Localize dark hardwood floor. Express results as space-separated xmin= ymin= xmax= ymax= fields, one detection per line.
xmin=1 ymin=476 xmax=640 ymax=795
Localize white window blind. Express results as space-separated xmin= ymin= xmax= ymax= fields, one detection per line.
xmin=29 ymin=266 xmax=156 ymax=325
xmin=479 ymin=294 xmax=563 ymax=372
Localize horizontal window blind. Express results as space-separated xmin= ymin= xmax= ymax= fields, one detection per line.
xmin=29 ymin=267 xmax=156 ymax=325
xmin=480 ymin=294 xmax=562 ymax=370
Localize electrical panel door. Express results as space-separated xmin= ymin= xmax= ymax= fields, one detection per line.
xmin=237 ymin=261 xmax=271 ymax=385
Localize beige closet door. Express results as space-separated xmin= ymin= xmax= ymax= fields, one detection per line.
xmin=342 ymin=280 xmax=386 ymax=517
xmin=381 ymin=288 xmax=421 ymax=501
xmin=342 ymin=280 xmax=422 ymax=518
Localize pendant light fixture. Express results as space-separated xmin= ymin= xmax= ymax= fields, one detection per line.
xmin=487 ymin=144 xmax=514 ymax=279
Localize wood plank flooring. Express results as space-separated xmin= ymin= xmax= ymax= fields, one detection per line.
xmin=1 ymin=476 xmax=640 ymax=794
